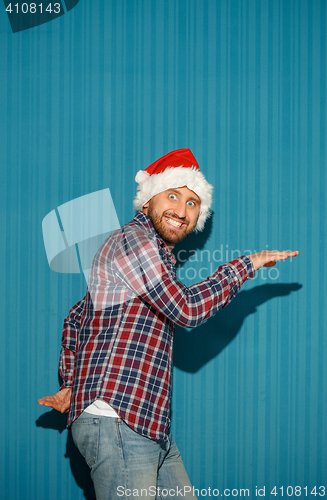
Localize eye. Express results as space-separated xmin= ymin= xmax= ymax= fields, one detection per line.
xmin=169 ymin=194 xmax=177 ymax=200
xmin=187 ymin=200 xmax=195 ymax=207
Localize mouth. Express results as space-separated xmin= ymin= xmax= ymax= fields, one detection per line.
xmin=164 ymin=216 xmax=186 ymax=230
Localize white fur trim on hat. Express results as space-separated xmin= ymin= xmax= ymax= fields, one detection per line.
xmin=133 ymin=166 xmax=213 ymax=231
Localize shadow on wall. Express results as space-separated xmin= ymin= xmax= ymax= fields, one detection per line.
xmin=36 ymin=411 xmax=96 ymax=500
xmin=172 ymin=211 xmax=302 ymax=371
xmin=173 ymin=282 xmax=302 ymax=372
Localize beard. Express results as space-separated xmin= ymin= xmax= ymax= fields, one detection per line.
xmin=146 ymin=203 xmax=196 ymax=246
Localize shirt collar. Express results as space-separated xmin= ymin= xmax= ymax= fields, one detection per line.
xmin=133 ymin=211 xmax=177 ymax=265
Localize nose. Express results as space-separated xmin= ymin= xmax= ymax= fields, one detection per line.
xmin=173 ymin=201 xmax=187 ymax=219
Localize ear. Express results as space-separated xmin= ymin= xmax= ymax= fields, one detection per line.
xmin=142 ymin=202 xmax=149 ymax=214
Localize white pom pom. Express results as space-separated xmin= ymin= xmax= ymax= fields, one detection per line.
xmin=135 ymin=170 xmax=150 ymax=184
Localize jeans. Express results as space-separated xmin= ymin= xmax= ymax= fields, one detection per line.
xmin=71 ymin=412 xmax=197 ymax=500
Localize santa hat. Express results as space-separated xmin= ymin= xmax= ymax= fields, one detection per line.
xmin=133 ymin=149 xmax=213 ymax=231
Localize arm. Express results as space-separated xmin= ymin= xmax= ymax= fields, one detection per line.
xmin=112 ymin=231 xmax=299 ymax=328
xmin=59 ymin=297 xmax=86 ymax=388
xmin=38 ymin=297 xmax=86 ymax=412
xmin=103 ymin=228 xmax=254 ymax=328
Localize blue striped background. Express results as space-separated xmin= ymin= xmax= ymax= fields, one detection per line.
xmin=0 ymin=1 xmax=325 ymax=498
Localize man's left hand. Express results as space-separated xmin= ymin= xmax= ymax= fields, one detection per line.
xmin=249 ymin=250 xmax=299 ymax=271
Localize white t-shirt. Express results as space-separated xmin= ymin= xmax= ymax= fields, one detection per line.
xmin=84 ymin=399 xmax=119 ymax=417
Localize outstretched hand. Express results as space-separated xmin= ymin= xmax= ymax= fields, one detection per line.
xmin=249 ymin=250 xmax=299 ymax=271
xmin=38 ymin=387 xmax=72 ymax=413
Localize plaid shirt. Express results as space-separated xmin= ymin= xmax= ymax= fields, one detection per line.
xmin=60 ymin=211 xmax=255 ymax=441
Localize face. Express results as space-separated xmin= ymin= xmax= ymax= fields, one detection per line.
xmin=143 ymin=186 xmax=201 ymax=249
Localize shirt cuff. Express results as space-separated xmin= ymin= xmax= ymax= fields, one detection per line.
xmin=240 ymin=255 xmax=255 ymax=280
xmin=60 ymin=382 xmax=72 ymax=390
xmin=221 ymin=255 xmax=255 ymax=284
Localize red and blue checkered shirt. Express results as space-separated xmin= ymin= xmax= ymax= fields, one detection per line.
xmin=59 ymin=211 xmax=255 ymax=441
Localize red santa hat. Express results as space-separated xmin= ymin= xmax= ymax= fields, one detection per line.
xmin=133 ymin=149 xmax=213 ymax=231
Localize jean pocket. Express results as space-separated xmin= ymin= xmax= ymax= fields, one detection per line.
xmin=71 ymin=415 xmax=100 ymax=468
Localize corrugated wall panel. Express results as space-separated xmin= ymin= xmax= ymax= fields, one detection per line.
xmin=0 ymin=1 xmax=325 ymax=498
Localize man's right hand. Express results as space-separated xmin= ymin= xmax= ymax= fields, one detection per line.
xmin=38 ymin=387 xmax=72 ymax=413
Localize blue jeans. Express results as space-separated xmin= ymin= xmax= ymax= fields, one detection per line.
xmin=71 ymin=412 xmax=197 ymax=500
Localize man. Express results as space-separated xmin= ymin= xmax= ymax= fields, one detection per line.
xmin=38 ymin=149 xmax=298 ymax=499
